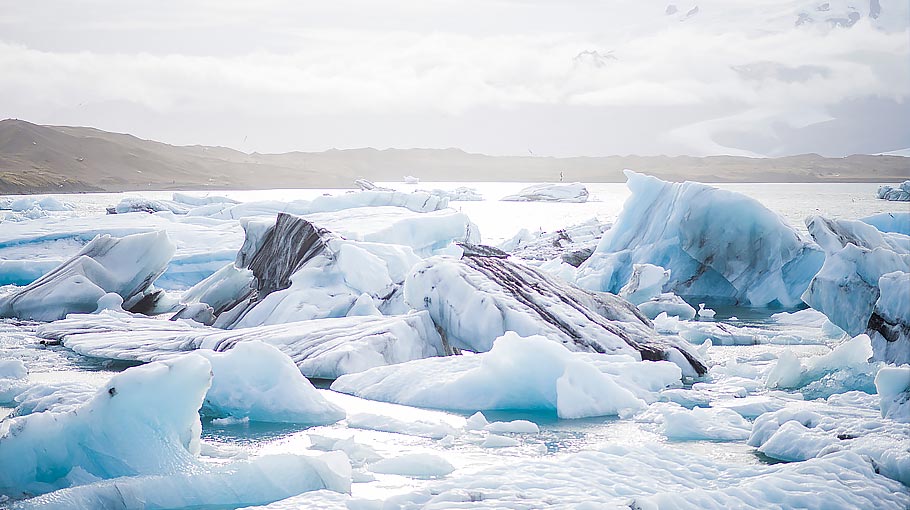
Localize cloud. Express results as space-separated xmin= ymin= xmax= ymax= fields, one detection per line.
xmin=0 ymin=0 xmax=907 ymax=156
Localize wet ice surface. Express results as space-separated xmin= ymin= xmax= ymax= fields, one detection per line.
xmin=1 ymin=182 xmax=908 ymax=508
xmin=3 ymin=312 xmax=905 ymax=507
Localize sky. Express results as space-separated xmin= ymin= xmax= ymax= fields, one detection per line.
xmin=1 ymin=0 xmax=908 ymax=157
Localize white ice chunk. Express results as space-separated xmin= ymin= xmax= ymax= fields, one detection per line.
xmin=38 ymin=311 xmax=445 ymax=379
xmin=195 ymin=342 xmax=345 ymax=425
xmin=0 ymin=359 xmax=27 ymax=380
xmin=636 ymin=402 xmax=752 ymax=440
xmin=14 ymin=453 xmax=351 ymax=510
xmin=619 ymin=264 xmax=670 ymax=305
xmin=332 ymin=333 xmax=680 ymax=419
xmin=0 ymin=231 xmax=175 ymax=321
xmin=368 ymin=453 xmax=455 ymax=477
xmin=0 ymin=355 xmax=212 ymax=497
xmin=501 ymin=182 xmax=589 ymax=203
xmin=875 ymin=366 xmax=910 ymax=423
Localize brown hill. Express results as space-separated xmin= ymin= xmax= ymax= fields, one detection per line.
xmin=1 ymin=119 xmax=907 ymax=194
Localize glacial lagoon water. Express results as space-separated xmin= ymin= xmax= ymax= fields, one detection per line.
xmin=0 ymin=181 xmax=908 ymax=508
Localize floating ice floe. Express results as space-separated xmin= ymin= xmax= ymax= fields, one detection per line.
xmin=862 ymin=211 xmax=910 ymax=235
xmin=802 ymin=216 xmax=910 ymax=364
xmin=195 ymin=341 xmax=345 ymax=425
xmin=379 ymin=443 xmax=910 ymax=509
xmin=576 ymin=171 xmax=825 ymax=307
xmin=12 ymin=453 xmax=350 ymax=510
xmin=499 ymin=218 xmax=609 ymax=267
xmin=404 ymin=247 xmax=706 ymax=376
xmin=765 ymin=334 xmax=881 ymax=398
xmin=0 ymin=210 xmax=244 ymax=289
xmin=36 ymin=310 xmax=446 ymax=379
xmin=418 ymin=186 xmax=483 ymax=201
xmin=0 ymin=355 xmax=351 ymax=502
xmin=635 ymin=402 xmax=752 ymax=440
xmin=875 ymin=365 xmax=910 ymax=423
xmin=876 ymin=180 xmax=910 ymax=201
xmin=0 ymin=355 xmax=210 ymax=496
xmin=749 ymin=392 xmax=910 ymax=485
xmin=0 ymin=231 xmax=174 ymax=321
xmin=0 ymin=196 xmax=73 ymax=212
xmin=191 ymin=189 xmax=447 ymax=220
xmin=331 ymin=332 xmax=683 ymax=419
xmin=500 ymin=182 xmax=589 ymax=203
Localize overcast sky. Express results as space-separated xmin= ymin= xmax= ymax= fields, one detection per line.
xmin=1 ymin=0 xmax=908 ymax=157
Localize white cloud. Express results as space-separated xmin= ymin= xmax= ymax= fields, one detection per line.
xmin=0 ymin=0 xmax=907 ymax=156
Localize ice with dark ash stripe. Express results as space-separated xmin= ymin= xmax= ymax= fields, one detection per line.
xmin=404 ymin=246 xmax=707 ymax=377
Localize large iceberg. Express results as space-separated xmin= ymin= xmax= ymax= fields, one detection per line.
xmin=0 ymin=231 xmax=174 ymax=321
xmin=403 ymin=248 xmax=706 ymax=376
xmin=501 ymin=182 xmax=589 ymax=203
xmin=332 ymin=332 xmax=683 ymax=419
xmin=576 ymin=171 xmax=825 ymax=307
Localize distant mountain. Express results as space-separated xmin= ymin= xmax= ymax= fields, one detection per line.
xmin=0 ymin=119 xmax=907 ymax=194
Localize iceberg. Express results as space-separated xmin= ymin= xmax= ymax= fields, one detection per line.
xmin=500 ymin=218 xmax=609 ymax=266
xmin=0 ymin=231 xmax=174 ymax=321
xmin=501 ymin=182 xmax=589 ymax=203
xmin=195 ymin=341 xmax=345 ymax=425
xmin=12 ymin=453 xmax=351 ymax=510
xmin=37 ymin=310 xmax=446 ymax=379
xmin=807 ymin=215 xmax=910 ymax=255
xmin=875 ymin=366 xmax=910 ymax=423
xmin=108 ymin=193 xmax=239 ymax=215
xmin=0 ymin=355 xmax=211 ymax=497
xmin=635 ymin=402 xmax=752 ymax=440
xmin=764 ymin=334 xmax=879 ymax=398
xmin=862 ymin=211 xmax=910 ymax=235
xmin=174 ymin=210 xmax=476 ymax=328
xmin=576 ymin=171 xmax=825 ymax=307
xmin=419 ymin=186 xmax=483 ymax=202
xmin=0 ymin=211 xmax=243 ymax=290
xmin=190 ymin=189 xmax=449 ymax=220
xmin=619 ymin=263 xmax=670 ymax=305
xmin=637 ymin=294 xmax=696 ymax=320
xmin=876 ymin=180 xmax=910 ymax=201
xmin=801 ymin=243 xmax=910 ymax=364
xmin=404 ymin=249 xmax=706 ymax=376
xmin=176 ymin=208 xmax=476 ymax=329
xmin=332 ymin=332 xmax=683 ymax=419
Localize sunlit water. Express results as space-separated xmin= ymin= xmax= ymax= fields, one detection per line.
xmin=0 ymin=181 xmax=905 ymax=504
